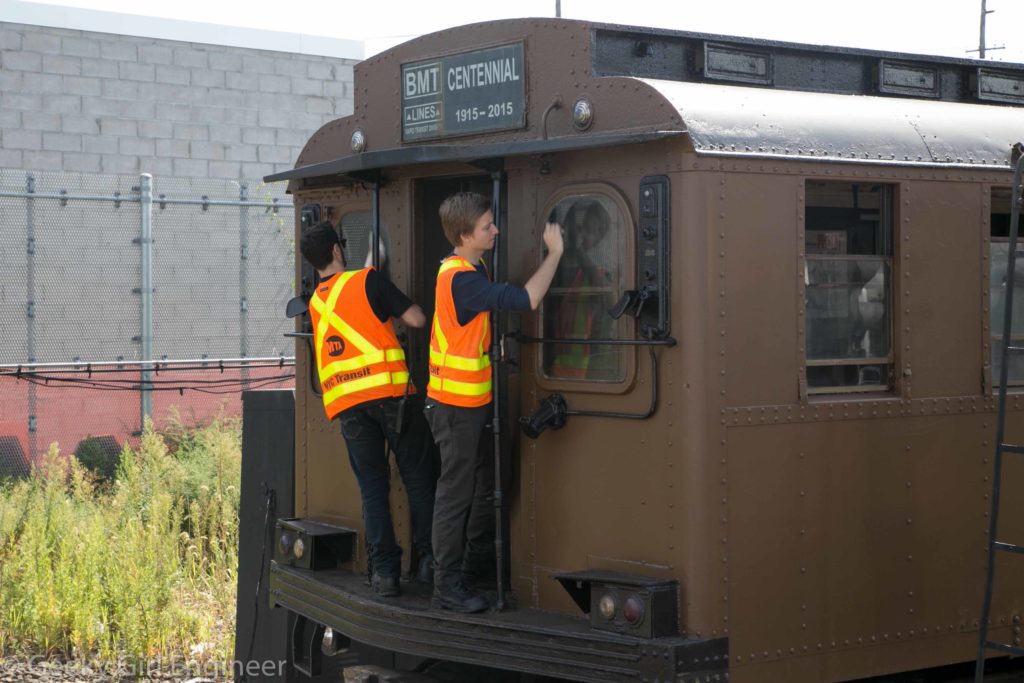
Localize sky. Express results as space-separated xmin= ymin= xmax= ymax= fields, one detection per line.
xmin=14 ymin=0 xmax=1024 ymax=63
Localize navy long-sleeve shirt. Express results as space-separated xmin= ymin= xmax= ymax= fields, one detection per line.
xmin=447 ymin=254 xmax=531 ymax=326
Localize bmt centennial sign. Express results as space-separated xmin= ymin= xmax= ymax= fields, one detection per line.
xmin=401 ymin=43 xmax=526 ymax=141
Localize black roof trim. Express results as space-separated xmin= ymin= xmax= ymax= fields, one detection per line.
xmin=263 ymin=130 xmax=684 ymax=184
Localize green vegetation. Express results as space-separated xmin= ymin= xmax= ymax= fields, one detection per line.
xmin=0 ymin=417 xmax=241 ymax=675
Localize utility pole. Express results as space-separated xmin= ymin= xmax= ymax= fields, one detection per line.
xmin=980 ymin=0 xmax=993 ymax=58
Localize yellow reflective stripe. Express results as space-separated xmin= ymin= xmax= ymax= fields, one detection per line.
xmin=319 ymin=348 xmax=406 ymax=382
xmin=432 ymin=314 xmax=448 ymax=353
xmin=323 ymin=372 xmax=390 ymax=404
xmin=310 ymin=272 xmax=378 ymax=357
xmin=323 ymin=370 xmax=409 ymax=405
xmin=311 ymin=271 xmax=355 ymax=353
xmin=429 ymin=348 xmax=490 ymax=371
xmin=438 ymin=257 xmax=474 ymax=274
xmin=428 ymin=375 xmax=492 ymax=397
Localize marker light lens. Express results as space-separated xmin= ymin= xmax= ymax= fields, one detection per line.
xmin=598 ymin=594 xmax=618 ymax=621
xmin=293 ymin=537 xmax=306 ymax=560
xmin=351 ymin=130 xmax=366 ymax=153
xmin=277 ymin=532 xmax=293 ymax=557
xmin=572 ymin=99 xmax=594 ymax=130
xmin=623 ymin=595 xmax=645 ymax=624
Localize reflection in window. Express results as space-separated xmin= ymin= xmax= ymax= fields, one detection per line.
xmin=990 ymin=186 xmax=1024 ymax=386
xmin=804 ymin=181 xmax=894 ymax=393
xmin=542 ymin=194 xmax=629 ymax=382
xmin=334 ymin=211 xmax=390 ymax=276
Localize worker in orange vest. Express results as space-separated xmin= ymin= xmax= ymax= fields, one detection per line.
xmin=426 ymin=192 xmax=564 ymax=612
xmin=300 ymin=220 xmax=436 ymax=598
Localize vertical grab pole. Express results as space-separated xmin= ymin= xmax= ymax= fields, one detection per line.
xmin=371 ymin=180 xmax=381 ymax=271
xmin=139 ymin=173 xmax=154 ymax=430
xmin=490 ymin=169 xmax=506 ymax=610
xmin=976 ymin=143 xmax=1024 ymax=683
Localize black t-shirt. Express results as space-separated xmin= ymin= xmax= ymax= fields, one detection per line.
xmin=320 ymin=268 xmax=413 ymax=323
xmin=364 ymin=268 xmax=414 ymax=322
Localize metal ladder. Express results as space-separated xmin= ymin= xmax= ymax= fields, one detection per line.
xmin=976 ymin=143 xmax=1024 ymax=682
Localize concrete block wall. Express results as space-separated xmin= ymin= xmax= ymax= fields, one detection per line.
xmin=0 ymin=21 xmax=356 ymax=179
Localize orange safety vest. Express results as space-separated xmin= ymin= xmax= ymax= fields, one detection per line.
xmin=427 ymin=255 xmax=492 ymax=407
xmin=308 ymin=268 xmax=410 ymax=419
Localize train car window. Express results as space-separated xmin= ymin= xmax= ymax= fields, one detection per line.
xmin=336 ymin=210 xmax=390 ymax=275
xmin=989 ymin=186 xmax=1024 ymax=387
xmin=541 ymin=192 xmax=630 ymax=382
xmin=804 ymin=181 xmax=894 ymax=394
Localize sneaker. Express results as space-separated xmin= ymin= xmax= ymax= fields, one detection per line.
xmin=432 ymin=580 xmax=489 ymax=613
xmin=415 ymin=553 xmax=435 ymax=584
xmin=371 ymin=573 xmax=400 ymax=598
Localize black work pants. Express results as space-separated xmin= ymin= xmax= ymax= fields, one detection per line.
xmin=424 ymin=400 xmax=494 ymax=590
xmin=339 ymin=396 xmax=436 ymax=578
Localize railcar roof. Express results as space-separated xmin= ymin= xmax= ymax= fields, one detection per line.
xmin=642 ymin=79 xmax=1024 ymax=169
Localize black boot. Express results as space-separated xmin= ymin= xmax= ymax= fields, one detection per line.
xmin=432 ymin=579 xmax=488 ymax=613
xmin=371 ymin=573 xmax=400 ymax=598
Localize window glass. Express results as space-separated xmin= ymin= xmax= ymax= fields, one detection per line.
xmin=541 ymin=193 xmax=630 ymax=382
xmin=804 ymin=181 xmax=894 ymax=393
xmin=339 ymin=211 xmax=371 ymax=272
xmin=336 ymin=210 xmax=390 ymax=276
xmin=990 ymin=186 xmax=1024 ymax=386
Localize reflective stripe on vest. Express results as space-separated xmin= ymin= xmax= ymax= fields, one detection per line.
xmin=427 ymin=256 xmax=493 ymax=407
xmin=309 ymin=268 xmax=410 ymax=418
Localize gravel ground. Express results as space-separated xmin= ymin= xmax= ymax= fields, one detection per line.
xmin=0 ymin=657 xmax=226 ymax=682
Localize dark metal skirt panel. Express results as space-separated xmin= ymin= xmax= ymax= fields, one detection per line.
xmin=269 ymin=562 xmax=727 ymax=682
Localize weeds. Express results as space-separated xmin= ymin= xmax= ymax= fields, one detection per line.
xmin=0 ymin=417 xmax=241 ymax=674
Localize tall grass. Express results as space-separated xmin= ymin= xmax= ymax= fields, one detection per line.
xmin=0 ymin=417 xmax=241 ymax=675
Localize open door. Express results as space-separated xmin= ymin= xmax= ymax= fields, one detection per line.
xmin=411 ymin=173 xmax=516 ymax=596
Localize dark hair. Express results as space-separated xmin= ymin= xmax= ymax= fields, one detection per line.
xmin=438 ymin=192 xmax=491 ymax=248
xmin=299 ymin=220 xmax=344 ymax=270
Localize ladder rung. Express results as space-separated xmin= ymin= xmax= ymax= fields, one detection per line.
xmin=994 ymin=541 xmax=1024 ymax=554
xmin=999 ymin=443 xmax=1024 ymax=454
xmin=984 ymin=640 xmax=1024 ymax=656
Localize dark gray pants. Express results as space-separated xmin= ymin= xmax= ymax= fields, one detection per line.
xmin=424 ymin=400 xmax=494 ymax=590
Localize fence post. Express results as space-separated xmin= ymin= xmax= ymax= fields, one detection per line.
xmin=240 ymin=182 xmax=250 ymax=390
xmin=139 ymin=174 xmax=153 ymax=430
xmin=26 ymin=173 xmax=37 ymax=463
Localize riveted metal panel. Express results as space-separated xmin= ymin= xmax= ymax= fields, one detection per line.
xmin=701 ymin=42 xmax=773 ymax=86
xmin=726 ymin=414 xmax=999 ymax=682
xmin=902 ymin=181 xmax=984 ymax=398
xmin=722 ymin=171 xmax=801 ymax=407
xmin=977 ymin=68 xmax=1024 ymax=105
xmin=878 ymin=59 xmax=941 ymax=98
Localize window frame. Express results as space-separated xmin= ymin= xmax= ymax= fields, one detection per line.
xmin=799 ymin=179 xmax=898 ymax=398
xmin=986 ymin=184 xmax=1024 ymax=391
xmin=534 ymin=182 xmax=638 ymax=395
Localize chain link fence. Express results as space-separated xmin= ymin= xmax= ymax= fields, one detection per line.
xmin=0 ymin=170 xmax=296 ymax=475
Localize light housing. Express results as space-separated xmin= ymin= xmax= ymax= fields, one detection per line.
xmin=273 ymin=518 xmax=356 ymax=571
xmin=350 ymin=129 xmax=366 ymax=153
xmin=572 ymin=98 xmax=594 ymax=130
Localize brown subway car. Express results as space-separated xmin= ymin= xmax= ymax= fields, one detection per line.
xmin=260 ymin=18 xmax=1024 ymax=683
